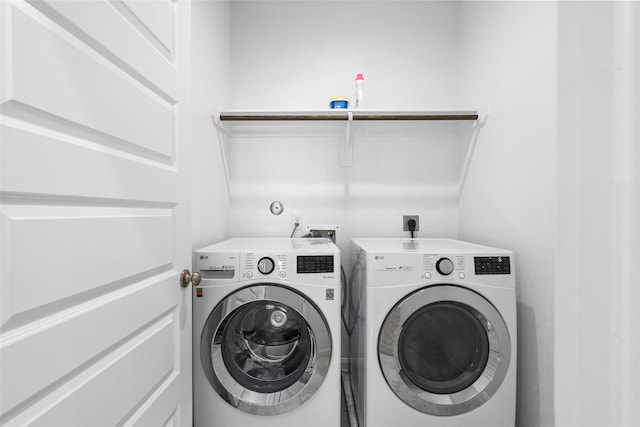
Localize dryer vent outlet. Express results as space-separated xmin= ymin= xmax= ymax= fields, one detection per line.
xmin=403 ymin=215 xmax=420 ymax=232
xmin=304 ymin=224 xmax=341 ymax=244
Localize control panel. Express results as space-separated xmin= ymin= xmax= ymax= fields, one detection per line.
xmin=194 ymin=239 xmax=339 ymax=285
xmin=367 ymin=250 xmax=513 ymax=287
xmin=297 ymin=255 xmax=335 ymax=274
xmin=474 ymin=256 xmax=511 ymax=275
xmin=423 ymin=255 xmax=465 ymax=275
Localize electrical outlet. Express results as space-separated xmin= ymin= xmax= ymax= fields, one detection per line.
xmin=291 ymin=214 xmax=303 ymax=230
xmin=403 ymin=215 xmax=420 ymax=231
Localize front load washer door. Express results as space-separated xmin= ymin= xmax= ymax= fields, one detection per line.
xmin=201 ymin=284 xmax=332 ymax=415
xmin=378 ymin=285 xmax=510 ymax=416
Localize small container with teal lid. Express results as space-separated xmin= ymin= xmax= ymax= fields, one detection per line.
xmin=329 ymin=97 xmax=349 ymax=109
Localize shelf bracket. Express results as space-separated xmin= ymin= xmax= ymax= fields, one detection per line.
xmin=212 ymin=111 xmax=232 ymax=138
xmin=458 ymin=112 xmax=489 ymax=199
xmin=340 ymin=111 xmax=354 ymax=166
xmin=211 ymin=110 xmax=232 ymax=194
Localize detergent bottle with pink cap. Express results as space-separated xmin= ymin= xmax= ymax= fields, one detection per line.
xmin=355 ymin=73 xmax=364 ymax=108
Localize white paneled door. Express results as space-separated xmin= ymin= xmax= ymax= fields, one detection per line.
xmin=0 ymin=1 xmax=192 ymax=426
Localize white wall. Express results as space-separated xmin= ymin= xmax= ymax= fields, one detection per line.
xmin=457 ymin=2 xmax=557 ymax=427
xmin=556 ymin=2 xmax=640 ymax=426
xmin=230 ymin=1 xmax=461 ymax=111
xmin=227 ymin=1 xmax=465 ymax=261
xmin=191 ymin=0 xmax=231 ymax=251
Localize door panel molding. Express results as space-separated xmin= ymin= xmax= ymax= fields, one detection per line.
xmin=24 ymin=0 xmax=177 ymax=101
xmin=4 ymin=3 xmax=176 ymax=162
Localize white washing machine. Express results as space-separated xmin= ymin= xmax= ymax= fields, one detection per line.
xmin=349 ymin=238 xmax=516 ymax=427
xmin=193 ymin=238 xmax=341 ymax=427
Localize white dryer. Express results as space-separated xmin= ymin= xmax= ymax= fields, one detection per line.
xmin=193 ymin=238 xmax=341 ymax=427
xmin=349 ymin=238 xmax=516 ymax=427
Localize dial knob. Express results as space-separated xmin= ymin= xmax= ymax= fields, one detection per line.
xmin=436 ymin=257 xmax=454 ymax=275
xmin=257 ymin=257 xmax=275 ymax=275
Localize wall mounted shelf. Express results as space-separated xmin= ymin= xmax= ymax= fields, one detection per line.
xmin=212 ymin=108 xmax=486 ymax=197
xmin=218 ymin=110 xmax=479 ymax=122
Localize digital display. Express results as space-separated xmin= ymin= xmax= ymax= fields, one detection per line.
xmin=297 ymin=255 xmax=334 ymax=274
xmin=474 ymin=256 xmax=511 ymax=275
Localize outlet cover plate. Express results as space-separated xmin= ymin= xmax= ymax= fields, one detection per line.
xmin=403 ymin=215 xmax=420 ymax=231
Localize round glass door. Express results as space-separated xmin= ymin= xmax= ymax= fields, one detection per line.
xmin=221 ymin=300 xmax=311 ymax=393
xmin=201 ymin=284 xmax=332 ymax=415
xmin=398 ymin=302 xmax=490 ymax=395
xmin=378 ymin=285 xmax=510 ymax=416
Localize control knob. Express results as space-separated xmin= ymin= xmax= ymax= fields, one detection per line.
xmin=436 ymin=257 xmax=454 ymax=275
xmin=257 ymin=257 xmax=275 ymax=275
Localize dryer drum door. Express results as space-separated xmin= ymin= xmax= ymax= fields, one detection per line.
xmin=201 ymin=284 xmax=332 ymax=415
xmin=378 ymin=285 xmax=510 ymax=416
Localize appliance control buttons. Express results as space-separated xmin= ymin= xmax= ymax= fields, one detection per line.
xmin=425 ymin=272 xmax=432 ymax=279
xmin=257 ymin=257 xmax=275 ymax=275
xmin=436 ymin=258 xmax=454 ymax=275
xmin=246 ymin=271 xmax=253 ymax=279
xmin=279 ymin=271 xmax=287 ymax=279
xmin=459 ymin=272 xmax=466 ymax=279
